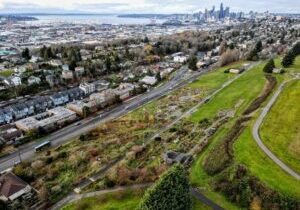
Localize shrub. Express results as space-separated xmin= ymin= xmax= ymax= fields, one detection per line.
xmin=219 ymin=49 xmax=240 ymax=67
xmin=138 ymin=164 xmax=192 ymax=210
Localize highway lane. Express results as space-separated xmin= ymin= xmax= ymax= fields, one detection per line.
xmin=252 ymin=76 xmax=300 ymax=180
xmin=0 ymin=65 xmax=204 ymax=172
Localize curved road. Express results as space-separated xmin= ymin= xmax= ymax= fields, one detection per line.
xmin=252 ymin=76 xmax=300 ymax=180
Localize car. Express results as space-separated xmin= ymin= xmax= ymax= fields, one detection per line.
xmin=13 ymin=160 xmax=21 ymax=166
xmin=75 ymin=122 xmax=82 ymax=126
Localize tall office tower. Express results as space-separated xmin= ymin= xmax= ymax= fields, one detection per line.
xmin=219 ymin=3 xmax=224 ymax=19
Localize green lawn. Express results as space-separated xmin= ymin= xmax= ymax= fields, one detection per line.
xmin=0 ymin=69 xmax=14 ymax=77
xmin=274 ymin=55 xmax=300 ymax=73
xmin=190 ymin=62 xmax=266 ymax=122
xmin=61 ymin=189 xmax=211 ymax=210
xmin=234 ymin=119 xmax=300 ymax=199
xmin=189 ymin=61 xmax=244 ymax=90
xmin=189 ymin=62 xmax=267 ymax=209
xmin=260 ymin=80 xmax=300 ymax=174
xmin=61 ymin=190 xmax=142 ymax=210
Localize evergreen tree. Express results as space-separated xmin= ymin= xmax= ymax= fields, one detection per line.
xmin=282 ymin=50 xmax=295 ymax=67
xmin=21 ymin=48 xmax=31 ymax=60
xmin=282 ymin=41 xmax=300 ymax=67
xmin=255 ymin=40 xmax=263 ymax=52
xmin=156 ymin=72 xmax=162 ymax=82
xmin=138 ymin=164 xmax=192 ymax=210
xmin=263 ymin=59 xmax=275 ymax=73
xmin=188 ymin=55 xmax=198 ymax=71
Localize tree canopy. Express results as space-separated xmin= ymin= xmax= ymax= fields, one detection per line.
xmin=137 ymin=164 xmax=192 ymax=210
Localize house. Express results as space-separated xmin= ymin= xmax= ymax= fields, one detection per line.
xmin=79 ymin=83 xmax=96 ymax=95
xmin=49 ymin=59 xmax=62 ymax=67
xmin=140 ymin=76 xmax=157 ymax=86
xmin=27 ymin=76 xmax=41 ymax=85
xmin=89 ymin=89 xmax=117 ymax=108
xmin=46 ymin=75 xmax=60 ymax=87
xmin=0 ymin=125 xmax=22 ymax=144
xmin=24 ymin=101 xmax=35 ymax=116
xmin=13 ymin=66 xmax=26 ymax=74
xmin=75 ymin=67 xmax=85 ymax=77
xmin=114 ymin=83 xmax=135 ymax=100
xmin=9 ymin=104 xmax=30 ymax=120
xmin=160 ymin=68 xmax=174 ymax=79
xmin=65 ymin=88 xmax=84 ymax=101
xmin=61 ymin=70 xmax=74 ymax=80
xmin=67 ymin=100 xmax=96 ymax=116
xmin=196 ymin=61 xmax=208 ymax=69
xmin=4 ymin=76 xmax=22 ymax=86
xmin=62 ymin=64 xmax=70 ymax=71
xmin=0 ymin=172 xmax=33 ymax=202
xmin=29 ymin=56 xmax=41 ymax=63
xmin=92 ymin=80 xmax=110 ymax=92
xmin=50 ymin=92 xmax=69 ymax=106
xmin=173 ymin=55 xmax=187 ymax=63
xmin=32 ymin=96 xmax=53 ymax=113
xmin=0 ymin=109 xmax=13 ymax=125
xmin=26 ymin=63 xmax=39 ymax=71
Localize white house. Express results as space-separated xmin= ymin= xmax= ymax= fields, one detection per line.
xmin=75 ymin=67 xmax=85 ymax=76
xmin=173 ymin=55 xmax=187 ymax=63
xmin=79 ymin=83 xmax=96 ymax=95
xmin=61 ymin=70 xmax=74 ymax=80
xmin=4 ymin=76 xmax=22 ymax=86
xmin=140 ymin=76 xmax=157 ymax=86
xmin=27 ymin=76 xmax=41 ymax=85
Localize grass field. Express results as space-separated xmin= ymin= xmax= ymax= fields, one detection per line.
xmin=260 ymin=80 xmax=300 ymax=174
xmin=0 ymin=69 xmax=14 ymax=77
xmin=234 ymin=120 xmax=300 ymax=199
xmin=189 ymin=62 xmax=267 ymax=209
xmin=233 ymin=56 xmax=300 ymax=199
xmin=190 ymin=62 xmax=266 ymax=122
xmin=61 ymin=189 xmax=211 ymax=210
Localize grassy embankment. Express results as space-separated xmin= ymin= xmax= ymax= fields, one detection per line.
xmin=61 ymin=189 xmax=211 ymax=210
xmin=190 ymin=57 xmax=300 ymax=209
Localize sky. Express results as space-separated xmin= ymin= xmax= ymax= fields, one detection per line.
xmin=0 ymin=0 xmax=299 ymax=14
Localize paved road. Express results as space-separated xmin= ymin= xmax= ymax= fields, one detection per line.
xmin=191 ymin=188 xmax=224 ymax=210
xmin=252 ymin=76 xmax=300 ymax=180
xmin=0 ymin=65 xmax=210 ymax=172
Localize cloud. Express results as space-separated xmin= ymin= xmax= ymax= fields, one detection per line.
xmin=0 ymin=0 xmax=299 ymax=14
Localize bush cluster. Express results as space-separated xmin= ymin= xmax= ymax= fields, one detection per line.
xmin=137 ymin=164 xmax=192 ymax=210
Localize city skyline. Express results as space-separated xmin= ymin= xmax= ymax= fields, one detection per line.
xmin=0 ymin=0 xmax=299 ymax=14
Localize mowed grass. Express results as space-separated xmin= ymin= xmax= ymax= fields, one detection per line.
xmin=189 ymin=63 xmax=267 ymax=209
xmin=129 ymin=61 xmax=246 ymax=119
xmin=260 ymin=80 xmax=300 ymax=173
xmin=274 ymin=56 xmax=300 ymax=73
xmin=61 ymin=189 xmax=211 ymax=210
xmin=234 ymin=119 xmax=300 ymax=198
xmin=190 ymin=62 xmax=266 ymax=122
xmin=233 ymin=56 xmax=300 ymax=199
xmin=61 ymin=190 xmax=142 ymax=210
xmin=189 ymin=61 xmax=245 ymax=90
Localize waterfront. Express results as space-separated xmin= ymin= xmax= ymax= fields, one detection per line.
xmin=27 ymin=14 xmax=164 ymax=25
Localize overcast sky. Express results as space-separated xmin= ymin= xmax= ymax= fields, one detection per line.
xmin=0 ymin=0 xmax=299 ymax=14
